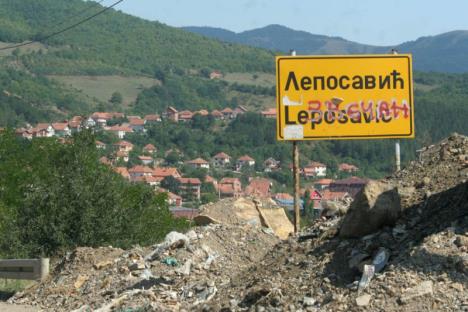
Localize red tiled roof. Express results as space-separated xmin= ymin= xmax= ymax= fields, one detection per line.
xmin=114 ymin=167 xmax=130 ymax=178
xmin=116 ymin=150 xmax=128 ymax=157
xmin=306 ymin=161 xmax=326 ymax=168
xmin=178 ymin=110 xmax=193 ymax=119
xmin=274 ymin=193 xmax=293 ymax=200
xmin=220 ymin=177 xmax=241 ymax=184
xmin=52 ymin=123 xmax=69 ymax=131
xmin=238 ymin=155 xmax=255 ymax=162
xmin=138 ymin=156 xmax=153 ymax=161
xmin=218 ymin=184 xmax=235 ymax=195
xmin=187 ymin=158 xmax=208 ymax=165
xmin=315 ymin=178 xmax=334 ymax=185
xmin=261 ymin=108 xmax=277 ymax=116
xmin=99 ymin=156 xmax=111 ymax=165
xmin=211 ymin=110 xmax=223 ymax=117
xmin=245 ymin=178 xmax=271 ymax=197
xmin=320 ymin=190 xmax=350 ymax=201
xmin=95 ymin=140 xmax=106 ymax=146
xmin=221 ymin=107 xmax=233 ymax=114
xmin=108 ymin=125 xmax=133 ymax=132
xmin=114 ymin=140 xmax=133 ymax=147
xmin=331 ymin=176 xmax=369 ymax=185
xmin=177 ymin=177 xmax=202 ymax=185
xmin=214 ymin=152 xmax=230 ymax=159
xmin=143 ymin=143 xmax=156 ymax=151
xmin=153 ymin=167 xmax=181 ymax=178
xmin=129 ymin=118 xmax=145 ymax=126
xmin=92 ymin=112 xmax=112 ymax=120
xmin=128 ymin=165 xmax=154 ymax=174
xmin=167 ymin=106 xmax=178 ymax=113
xmin=196 ymin=110 xmax=209 ymax=116
xmin=144 ymin=114 xmax=160 ymax=121
xmin=36 ymin=123 xmax=51 ymax=131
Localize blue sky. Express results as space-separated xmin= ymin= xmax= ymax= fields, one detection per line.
xmin=115 ymin=0 xmax=468 ymax=46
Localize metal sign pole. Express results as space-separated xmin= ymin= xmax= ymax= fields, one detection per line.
xmin=289 ymin=49 xmax=300 ymax=233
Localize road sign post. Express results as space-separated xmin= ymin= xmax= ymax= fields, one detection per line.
xmin=276 ymin=54 xmax=414 ymax=232
xmin=276 ymin=54 xmax=414 ymax=141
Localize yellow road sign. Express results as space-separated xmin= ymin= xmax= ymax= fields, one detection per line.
xmin=276 ymin=54 xmax=414 ymax=140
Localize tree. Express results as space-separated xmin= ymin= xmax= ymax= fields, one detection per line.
xmin=161 ymin=176 xmax=180 ymax=194
xmin=110 ymin=91 xmax=123 ymax=104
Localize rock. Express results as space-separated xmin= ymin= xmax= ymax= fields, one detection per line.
xmin=355 ymin=294 xmax=371 ymax=306
xmin=93 ymin=260 xmax=113 ymax=270
xmin=399 ymin=281 xmax=433 ymax=304
xmin=128 ymin=261 xmax=145 ymax=271
xmin=303 ymin=296 xmax=316 ymax=306
xmin=340 ymin=180 xmax=401 ymax=238
xmin=74 ymin=275 xmax=88 ymax=289
xmin=454 ymin=235 xmax=468 ymax=248
xmin=176 ymin=259 xmax=192 ymax=276
xmin=145 ymin=231 xmax=189 ymax=261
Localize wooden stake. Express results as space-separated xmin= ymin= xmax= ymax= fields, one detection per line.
xmin=293 ymin=140 xmax=300 ymax=233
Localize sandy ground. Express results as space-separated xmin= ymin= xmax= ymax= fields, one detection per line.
xmin=0 ymin=303 xmax=37 ymax=311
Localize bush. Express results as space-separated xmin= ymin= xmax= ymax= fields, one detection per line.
xmin=0 ymin=130 xmax=189 ymax=258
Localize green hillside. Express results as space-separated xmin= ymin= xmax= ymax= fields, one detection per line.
xmin=0 ymin=0 xmax=274 ymax=75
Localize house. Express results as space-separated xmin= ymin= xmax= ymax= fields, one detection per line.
xmin=68 ymin=116 xmax=83 ymax=133
xmin=95 ymin=140 xmax=106 ymax=149
xmin=91 ymin=112 xmax=112 ymax=127
xmin=107 ymin=125 xmax=133 ymax=139
xmin=177 ymin=177 xmax=202 ymax=200
xmin=128 ymin=165 xmax=154 ymax=178
xmin=209 ymin=70 xmax=223 ymax=79
xmin=128 ymin=117 xmax=146 ymax=132
xmin=263 ymin=157 xmax=280 ymax=172
xmin=15 ymin=128 xmax=34 ymax=140
xmin=153 ymin=167 xmax=182 ymax=179
xmin=339 ymin=163 xmax=359 ymax=173
xmin=314 ymin=178 xmax=334 ymax=190
xmin=144 ymin=114 xmax=161 ymax=124
xmin=35 ymin=123 xmax=55 ymax=137
xmin=143 ymin=143 xmax=157 ymax=154
xmin=114 ymin=140 xmax=134 ymax=153
xmin=329 ymin=176 xmax=369 ymax=197
xmin=138 ymin=155 xmax=153 ymax=166
xmin=186 ymin=158 xmax=210 ymax=169
xmin=211 ymin=110 xmax=223 ymax=120
xmin=218 ymin=177 xmax=242 ymax=198
xmin=245 ymin=178 xmax=272 ymax=198
xmin=236 ymin=155 xmax=255 ymax=171
xmin=320 ymin=189 xmax=351 ymax=202
xmin=261 ymin=108 xmax=277 ymax=119
xmin=158 ymin=188 xmax=183 ymax=207
xmin=85 ymin=117 xmax=96 ymax=128
xmin=132 ymin=175 xmax=161 ymax=188
xmin=303 ymin=162 xmax=327 ymax=178
xmin=178 ymin=110 xmax=193 ymax=122
xmin=213 ymin=152 xmax=231 ymax=167
xmin=99 ymin=156 xmax=112 ymax=166
xmin=115 ymin=151 xmax=129 ymax=163
xmin=234 ymin=106 xmax=248 ymax=116
xmin=221 ymin=107 xmax=234 ymax=119
xmin=114 ymin=167 xmax=130 ymax=180
xmin=196 ymin=109 xmax=209 ymax=116
xmin=273 ymin=193 xmax=303 ymax=210
xmin=51 ymin=123 xmax=71 ymax=137
xmin=165 ymin=106 xmax=179 ymax=122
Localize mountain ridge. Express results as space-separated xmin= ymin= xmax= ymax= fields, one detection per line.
xmin=182 ymin=25 xmax=468 ymax=72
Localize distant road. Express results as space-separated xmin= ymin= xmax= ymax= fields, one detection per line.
xmin=0 ymin=303 xmax=38 ymax=311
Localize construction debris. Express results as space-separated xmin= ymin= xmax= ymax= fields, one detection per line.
xmin=6 ymin=134 xmax=468 ymax=311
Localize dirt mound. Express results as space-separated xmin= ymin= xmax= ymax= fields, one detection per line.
xmin=207 ymin=134 xmax=468 ymax=311
xmin=10 ymin=224 xmax=279 ymax=311
xmin=195 ymin=197 xmax=294 ymax=239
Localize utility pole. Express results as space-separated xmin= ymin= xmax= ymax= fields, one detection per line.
xmin=290 ymin=49 xmax=301 ymax=234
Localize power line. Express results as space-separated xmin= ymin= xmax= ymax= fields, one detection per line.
xmin=0 ymin=0 xmax=125 ymax=52
xmin=53 ymin=0 xmax=108 ymax=30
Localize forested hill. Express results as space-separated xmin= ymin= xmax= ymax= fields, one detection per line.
xmin=183 ymin=25 xmax=468 ymax=73
xmin=0 ymin=0 xmax=274 ymax=75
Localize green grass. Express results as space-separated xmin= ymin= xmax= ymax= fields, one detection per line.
xmin=0 ymin=279 xmax=34 ymax=300
xmin=0 ymin=41 xmax=48 ymax=57
xmin=48 ymin=75 xmax=160 ymax=106
xmin=222 ymin=72 xmax=275 ymax=87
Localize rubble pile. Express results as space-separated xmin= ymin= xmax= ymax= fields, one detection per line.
xmin=208 ymin=133 xmax=468 ymax=311
xmin=10 ymin=224 xmax=279 ymax=311
xmin=8 ymin=134 xmax=468 ymax=311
